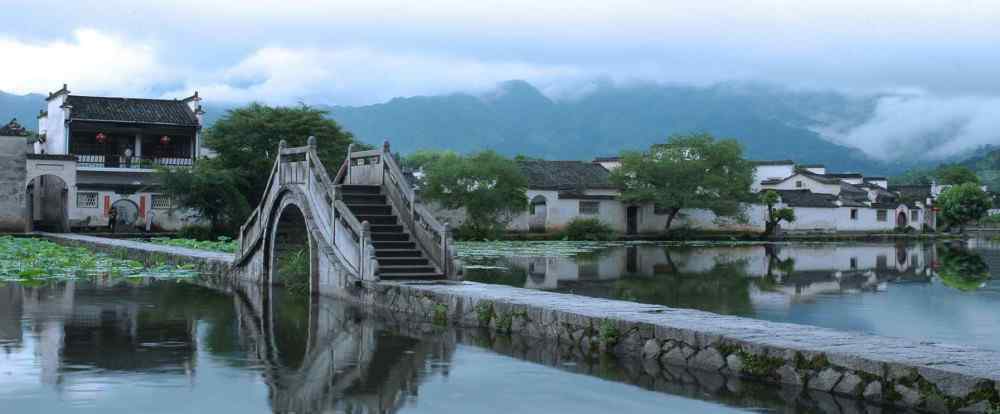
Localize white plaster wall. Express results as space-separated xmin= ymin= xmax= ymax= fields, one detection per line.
xmin=38 ymin=96 xmax=68 ymax=155
xmin=752 ymin=164 xmax=795 ymax=190
xmin=761 ymin=174 xmax=841 ymax=195
xmin=68 ymin=190 xmax=204 ymax=231
xmin=510 ymin=189 xmax=626 ymax=232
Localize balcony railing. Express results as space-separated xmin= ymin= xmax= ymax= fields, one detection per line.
xmin=77 ymin=154 xmax=193 ymax=169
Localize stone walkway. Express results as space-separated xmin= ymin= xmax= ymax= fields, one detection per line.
xmin=39 ymin=232 xmax=235 ymax=273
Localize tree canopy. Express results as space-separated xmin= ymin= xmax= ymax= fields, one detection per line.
xmin=609 ymin=133 xmax=755 ymax=232
xmin=936 ymin=183 xmax=991 ymax=230
xmin=760 ymin=190 xmax=795 ymax=237
xmin=419 ymin=151 xmax=528 ymax=240
xmin=158 ymin=103 xmax=360 ymax=235
xmin=935 ymin=165 xmax=981 ymax=185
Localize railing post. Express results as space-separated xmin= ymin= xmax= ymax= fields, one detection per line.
xmin=361 ymin=220 xmax=371 ymax=279
xmin=441 ymin=223 xmax=449 ymax=277
xmin=277 ymin=140 xmax=287 ymax=184
xmin=381 ymin=140 xmax=390 ymax=186
xmin=345 ymin=143 xmax=354 ymax=185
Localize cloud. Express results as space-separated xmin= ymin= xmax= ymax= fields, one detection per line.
xmin=167 ymin=46 xmax=589 ymax=105
xmin=831 ymin=93 xmax=1000 ymax=161
xmin=0 ymin=29 xmax=174 ymax=96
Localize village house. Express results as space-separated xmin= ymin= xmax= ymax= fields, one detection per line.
xmin=26 ymin=84 xmax=207 ymax=232
xmin=507 ymin=156 xmax=933 ymax=235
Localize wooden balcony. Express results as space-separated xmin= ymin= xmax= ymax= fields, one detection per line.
xmin=77 ymin=154 xmax=193 ymax=169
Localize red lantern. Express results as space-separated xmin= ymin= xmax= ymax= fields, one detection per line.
xmin=160 ymin=135 xmax=171 ymax=145
xmin=95 ymin=132 xmax=107 ymax=144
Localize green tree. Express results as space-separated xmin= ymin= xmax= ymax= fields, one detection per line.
xmin=420 ymin=151 xmax=528 ymax=240
xmin=203 ymin=103 xmax=359 ymax=206
xmin=609 ymin=133 xmax=754 ymax=232
xmin=760 ymin=190 xmax=796 ymax=237
xmin=937 ymin=183 xmax=991 ymax=231
xmin=158 ymin=103 xmax=360 ymax=235
xmin=936 ymin=165 xmax=980 ymax=185
xmin=158 ymin=165 xmax=250 ymax=234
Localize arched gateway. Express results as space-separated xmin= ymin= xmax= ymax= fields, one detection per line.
xmin=230 ymin=138 xmax=461 ymax=298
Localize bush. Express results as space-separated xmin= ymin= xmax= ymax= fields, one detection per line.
xmin=562 ymin=218 xmax=616 ymax=241
xmin=454 ymin=222 xmax=505 ymax=241
xmin=177 ymin=225 xmax=215 ymax=241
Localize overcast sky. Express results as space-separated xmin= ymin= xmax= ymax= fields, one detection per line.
xmin=1 ymin=0 xmax=998 ymax=159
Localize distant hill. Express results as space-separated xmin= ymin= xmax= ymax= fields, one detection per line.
xmin=959 ymin=146 xmax=1000 ymax=191
xmin=0 ymin=82 xmax=943 ymax=175
xmin=324 ymin=80 xmax=918 ymax=174
xmin=0 ymin=91 xmax=45 ymax=132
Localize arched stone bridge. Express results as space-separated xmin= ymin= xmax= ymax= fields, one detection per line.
xmin=230 ymin=138 xmax=459 ymax=297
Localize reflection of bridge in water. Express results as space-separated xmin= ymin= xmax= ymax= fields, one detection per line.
xmin=228 ymin=277 xmax=454 ymax=414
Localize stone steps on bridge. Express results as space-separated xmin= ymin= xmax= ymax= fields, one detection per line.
xmin=340 ymin=184 xmax=444 ymax=281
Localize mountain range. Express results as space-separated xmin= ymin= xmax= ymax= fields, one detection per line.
xmin=0 ymin=81 xmax=956 ymax=175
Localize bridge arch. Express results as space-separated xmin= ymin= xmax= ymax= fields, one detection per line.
xmin=265 ymin=188 xmax=320 ymax=295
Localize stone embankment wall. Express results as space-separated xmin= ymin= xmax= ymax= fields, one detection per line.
xmin=39 ymin=233 xmax=1000 ymax=413
xmin=372 ymin=281 xmax=1000 ymax=414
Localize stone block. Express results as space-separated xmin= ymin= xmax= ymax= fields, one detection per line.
xmin=917 ymin=367 xmax=990 ymax=399
xmin=894 ymin=384 xmax=922 ymax=408
xmin=661 ymin=346 xmax=689 ymax=365
xmin=777 ymin=364 xmax=804 ymax=387
xmin=690 ymin=348 xmax=725 ymax=371
xmin=810 ymin=368 xmax=843 ymax=392
xmin=862 ymin=381 xmax=882 ymax=402
xmin=957 ymin=400 xmax=992 ymax=413
xmin=643 ymin=339 xmax=661 ymax=360
xmin=642 ymin=357 xmax=661 ymax=377
xmin=834 ymin=372 xmax=864 ymax=396
xmin=725 ymin=354 xmax=744 ymax=374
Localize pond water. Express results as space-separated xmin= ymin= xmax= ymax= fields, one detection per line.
xmin=464 ymin=238 xmax=1000 ymax=351
xmin=0 ymin=278 xmax=882 ymax=414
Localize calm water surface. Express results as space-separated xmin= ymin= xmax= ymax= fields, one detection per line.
xmin=0 ymin=279 xmax=835 ymax=413
xmin=466 ymin=239 xmax=1000 ymax=351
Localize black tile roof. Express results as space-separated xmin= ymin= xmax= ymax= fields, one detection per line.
xmin=890 ymin=185 xmax=932 ymax=200
xmin=797 ymin=164 xmax=825 ymax=168
xmin=751 ymin=160 xmax=795 ymax=166
xmin=0 ymin=118 xmax=30 ymax=136
xmin=65 ymin=95 xmax=200 ymax=126
xmin=773 ymin=189 xmax=839 ymax=208
xmin=825 ymin=172 xmax=863 ymax=179
xmin=593 ymin=156 xmax=620 ymax=162
xmin=518 ymin=160 xmax=616 ymax=190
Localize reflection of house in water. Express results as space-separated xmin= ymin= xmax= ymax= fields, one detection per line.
xmin=4 ymin=282 xmax=197 ymax=385
xmin=0 ymin=284 xmax=24 ymax=351
xmin=494 ymin=243 xmax=937 ymax=310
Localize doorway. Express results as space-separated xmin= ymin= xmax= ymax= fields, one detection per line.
xmin=626 ymin=206 xmax=639 ymax=235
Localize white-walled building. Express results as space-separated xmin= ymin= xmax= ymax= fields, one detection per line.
xmin=502 ymin=156 xmax=932 ymax=235
xmin=27 ymin=84 xmax=207 ymax=232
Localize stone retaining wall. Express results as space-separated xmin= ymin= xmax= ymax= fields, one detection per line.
xmin=38 ymin=233 xmax=1000 ymax=413
xmin=372 ymin=281 xmax=1000 ymax=414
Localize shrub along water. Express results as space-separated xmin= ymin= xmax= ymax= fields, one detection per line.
xmin=141 ymin=236 xmax=238 ymax=253
xmin=278 ymin=249 xmax=310 ymax=296
xmin=562 ymin=218 xmax=616 ymax=241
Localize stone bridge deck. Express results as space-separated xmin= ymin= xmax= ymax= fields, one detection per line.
xmin=40 ymin=232 xmax=1000 ymax=413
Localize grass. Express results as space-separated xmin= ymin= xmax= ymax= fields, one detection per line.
xmin=0 ymin=236 xmax=198 ymax=284
xmin=141 ymin=236 xmax=239 ymax=253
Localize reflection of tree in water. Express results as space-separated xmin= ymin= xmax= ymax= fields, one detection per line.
xmin=609 ymin=249 xmax=755 ymax=316
xmin=463 ymin=257 xmax=528 ymax=287
xmin=936 ymin=243 xmax=991 ymax=292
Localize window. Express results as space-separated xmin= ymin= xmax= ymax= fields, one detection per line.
xmin=77 ymin=191 xmax=98 ymax=208
xmin=911 ymin=210 xmax=919 ymax=222
xmin=876 ymin=210 xmax=887 ymax=222
xmin=795 ymin=180 xmax=804 ymax=188
xmin=579 ymin=201 xmax=600 ymax=215
xmin=850 ymin=209 xmax=858 ymax=220
xmin=876 ymin=255 xmax=888 ymax=269
xmin=151 ymin=194 xmax=171 ymax=210
xmin=850 ymin=257 xmax=858 ymax=270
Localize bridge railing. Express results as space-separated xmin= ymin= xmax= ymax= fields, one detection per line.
xmin=337 ymin=141 xmax=457 ymax=278
xmin=236 ymin=139 xmax=378 ymax=282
